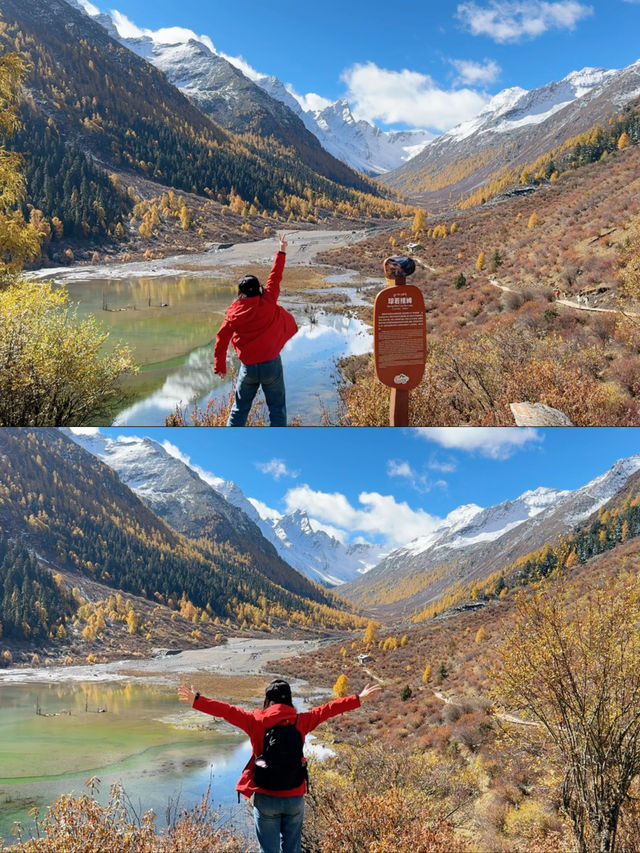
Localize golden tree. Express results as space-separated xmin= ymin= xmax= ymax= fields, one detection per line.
xmin=0 ymin=51 xmax=40 ymax=280
xmin=0 ymin=47 xmax=137 ymax=424
xmin=474 ymin=626 xmax=487 ymax=643
xmin=498 ymin=572 xmax=640 ymax=853
xmin=333 ymin=674 xmax=349 ymax=698
xmin=618 ymin=132 xmax=632 ymax=150
xmin=412 ymin=208 xmax=427 ymax=235
xmin=362 ymin=620 xmax=379 ymax=648
xmin=0 ymin=282 xmax=136 ymax=425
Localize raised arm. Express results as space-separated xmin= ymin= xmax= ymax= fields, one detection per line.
xmin=178 ymin=684 xmax=257 ymax=735
xmin=297 ymin=683 xmax=382 ymax=736
xmin=263 ymin=235 xmax=288 ymax=303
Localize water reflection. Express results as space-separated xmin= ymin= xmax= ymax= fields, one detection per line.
xmin=0 ymin=682 xmax=255 ymax=843
xmin=114 ymin=311 xmax=372 ymax=426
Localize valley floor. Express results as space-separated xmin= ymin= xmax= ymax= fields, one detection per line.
xmin=0 ymin=636 xmax=328 ymax=688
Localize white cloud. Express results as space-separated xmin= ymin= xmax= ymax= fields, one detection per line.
xmin=256 ymin=459 xmax=299 ymax=480
xmin=457 ymin=1 xmax=593 ymax=43
xmin=449 ymin=58 xmax=502 ymax=86
xmin=428 ymin=457 xmax=458 ymax=474
xmin=160 ymin=440 xmax=225 ymax=489
xmin=283 ymin=484 xmax=442 ymax=548
xmin=110 ymin=10 xmax=216 ymax=53
xmin=69 ymin=427 xmax=101 ymax=435
xmin=387 ymin=459 xmax=440 ymax=493
xmin=387 ymin=460 xmax=415 ymax=479
xmin=109 ymin=10 xmax=148 ymax=39
xmin=289 ymin=88 xmax=334 ymax=113
xmin=416 ymin=428 xmax=543 ymax=459
xmin=248 ymin=497 xmax=282 ymax=523
xmin=341 ymin=61 xmax=490 ymax=131
xmin=307 ymin=519 xmax=349 ymax=543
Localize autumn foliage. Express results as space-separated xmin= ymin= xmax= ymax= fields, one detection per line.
xmin=498 ymin=571 xmax=640 ymax=853
xmin=4 ymin=778 xmax=245 ymax=853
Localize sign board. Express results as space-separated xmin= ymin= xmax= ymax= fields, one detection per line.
xmin=373 ymin=283 xmax=426 ymax=391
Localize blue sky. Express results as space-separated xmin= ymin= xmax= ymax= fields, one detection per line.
xmin=80 ymin=0 xmax=640 ymax=131
xmin=86 ymin=427 xmax=640 ymax=548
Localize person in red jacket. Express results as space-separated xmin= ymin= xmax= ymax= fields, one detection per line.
xmin=178 ymin=678 xmax=381 ymax=853
xmin=214 ymin=235 xmax=298 ymax=427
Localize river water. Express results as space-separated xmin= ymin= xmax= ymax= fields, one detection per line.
xmin=113 ymin=308 xmax=372 ymax=425
xmin=43 ymin=272 xmax=374 ymax=426
xmin=0 ymin=681 xmax=254 ymax=842
xmin=32 ymin=230 xmax=384 ymax=426
xmin=0 ymin=641 xmax=333 ymax=844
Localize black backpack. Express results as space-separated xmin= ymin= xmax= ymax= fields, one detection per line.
xmin=253 ymin=717 xmax=308 ymax=791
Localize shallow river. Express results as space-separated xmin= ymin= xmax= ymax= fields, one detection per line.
xmin=34 ymin=230 xmax=384 ymax=425
xmin=0 ymin=681 xmax=253 ymax=842
xmin=0 ymin=640 xmax=331 ymax=844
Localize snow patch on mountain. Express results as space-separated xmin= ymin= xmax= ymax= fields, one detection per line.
xmin=67 ymin=430 xmax=384 ymax=587
xmin=565 ymin=455 xmax=640 ymax=524
xmin=393 ymin=487 xmax=568 ymax=561
xmin=444 ymin=67 xmax=617 ymax=143
xmin=210 ymin=479 xmax=386 ymax=585
xmin=66 ymin=0 xmax=433 ymax=175
xmin=254 ymin=77 xmax=434 ymax=174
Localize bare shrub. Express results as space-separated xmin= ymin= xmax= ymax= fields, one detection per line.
xmin=443 ymin=703 xmax=464 ymax=723
xmin=503 ymin=291 xmax=524 ymax=310
xmin=7 ymin=779 xmax=245 ymax=853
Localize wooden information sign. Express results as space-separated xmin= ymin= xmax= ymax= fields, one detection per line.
xmin=373 ymin=257 xmax=427 ymax=426
xmin=374 ymin=284 xmax=426 ymax=391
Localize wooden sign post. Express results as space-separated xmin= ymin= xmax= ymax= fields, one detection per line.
xmin=374 ymin=257 xmax=426 ymax=426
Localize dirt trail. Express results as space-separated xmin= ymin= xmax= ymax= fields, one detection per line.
xmin=433 ymin=689 xmax=540 ymax=728
xmin=488 ymin=276 xmax=640 ymax=317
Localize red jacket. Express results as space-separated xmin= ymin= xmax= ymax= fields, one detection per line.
xmin=214 ymin=251 xmax=298 ymax=374
xmin=193 ymin=693 xmax=361 ymax=798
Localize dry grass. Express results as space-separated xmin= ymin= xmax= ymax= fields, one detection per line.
xmin=4 ymin=778 xmax=247 ymax=853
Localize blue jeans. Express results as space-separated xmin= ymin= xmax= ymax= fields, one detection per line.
xmin=227 ymin=356 xmax=287 ymax=427
xmin=253 ymin=793 xmax=305 ymax=853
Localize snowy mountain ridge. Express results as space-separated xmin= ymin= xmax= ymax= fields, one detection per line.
xmin=67 ymin=430 xmax=640 ymax=603
xmin=65 ymin=431 xmax=385 ymax=587
xmin=65 ymin=0 xmax=433 ymax=176
xmin=446 ymin=66 xmax=617 ymax=143
xmin=342 ymin=454 xmax=640 ymax=613
xmin=66 ymin=0 xmax=640 ymax=184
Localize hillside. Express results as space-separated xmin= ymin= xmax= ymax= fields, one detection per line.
xmin=0 ymin=429 xmax=362 ymax=664
xmin=64 ymin=429 xmax=360 ymax=594
xmin=102 ymin=25 xmax=376 ymax=190
xmin=275 ymin=481 xmax=640 ymax=852
xmin=381 ymin=60 xmax=640 ymax=209
xmin=338 ymin=456 xmax=640 ymax=619
xmin=318 ymin=129 xmax=640 ymax=426
xmin=0 ymin=0 xmax=404 ymax=265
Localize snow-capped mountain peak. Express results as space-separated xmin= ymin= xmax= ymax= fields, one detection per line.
xmin=65 ymin=0 xmax=433 ymax=176
xmin=66 ymin=431 xmax=384 ymax=588
xmin=399 ymin=487 xmax=568 ymax=558
xmin=566 ymin=455 xmax=640 ymax=524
